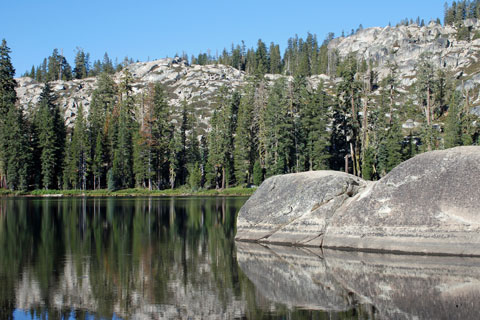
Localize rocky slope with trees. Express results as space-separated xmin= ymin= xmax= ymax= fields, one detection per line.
xmin=2 ymin=0 xmax=480 ymax=192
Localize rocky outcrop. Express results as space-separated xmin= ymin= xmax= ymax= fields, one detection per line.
xmin=235 ymin=171 xmax=366 ymax=246
xmin=237 ymin=243 xmax=480 ymax=319
xmin=14 ymin=21 xmax=480 ymax=129
xmin=236 ymin=146 xmax=480 ymax=256
xmin=324 ymin=146 xmax=480 ymax=255
xmin=328 ymin=21 xmax=478 ymax=86
xmin=15 ymin=58 xmax=246 ymax=131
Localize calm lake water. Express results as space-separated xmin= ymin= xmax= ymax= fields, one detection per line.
xmin=1 ymin=197 xmax=479 ymax=320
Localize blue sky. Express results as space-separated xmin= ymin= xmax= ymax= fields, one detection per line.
xmin=2 ymin=0 xmax=450 ymax=76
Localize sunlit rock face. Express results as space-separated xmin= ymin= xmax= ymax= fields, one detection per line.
xmin=14 ymin=21 xmax=480 ymax=133
xmin=15 ymin=58 xmax=245 ymax=132
xmin=324 ymin=146 xmax=480 ymax=255
xmin=328 ymin=21 xmax=478 ymax=85
xmin=237 ymin=243 xmax=480 ymax=320
xmin=235 ymin=171 xmax=367 ymax=246
xmin=237 ymin=146 xmax=480 ymax=256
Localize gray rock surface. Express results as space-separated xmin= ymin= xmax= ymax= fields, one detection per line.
xmin=235 ymin=171 xmax=367 ymax=246
xmin=324 ymin=146 xmax=480 ymax=255
xmin=237 ymin=146 xmax=480 ymax=256
xmin=328 ymin=22 xmax=475 ymax=83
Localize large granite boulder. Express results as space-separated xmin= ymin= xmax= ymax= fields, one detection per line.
xmin=235 ymin=171 xmax=367 ymax=246
xmin=237 ymin=146 xmax=480 ymax=255
xmin=323 ymin=146 xmax=480 ymax=255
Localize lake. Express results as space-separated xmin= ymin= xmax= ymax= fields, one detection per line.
xmin=0 ymin=197 xmax=479 ymax=319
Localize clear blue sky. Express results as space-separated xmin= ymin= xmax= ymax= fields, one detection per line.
xmin=2 ymin=0 xmax=451 ymax=76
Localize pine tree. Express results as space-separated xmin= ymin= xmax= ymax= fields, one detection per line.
xmin=263 ymin=78 xmax=294 ymax=177
xmin=255 ymin=39 xmax=269 ymax=76
xmin=0 ymin=43 xmax=17 ymax=115
xmin=385 ymin=118 xmax=404 ymax=172
xmin=102 ymin=53 xmax=115 ymax=74
xmin=168 ymin=130 xmax=180 ymax=189
xmin=234 ymin=79 xmax=256 ymax=185
xmin=252 ymin=160 xmax=263 ymax=186
xmin=133 ymin=129 xmax=149 ymax=188
xmin=206 ymin=86 xmax=238 ymax=188
xmin=186 ymin=103 xmax=201 ymax=170
xmin=415 ymin=53 xmax=436 ymax=150
xmin=298 ymin=41 xmax=311 ymax=77
xmin=60 ymin=55 xmax=72 ymax=81
xmin=177 ymin=100 xmax=189 ymax=185
xmin=4 ymin=104 xmax=29 ymax=190
xmin=335 ymin=54 xmax=362 ymax=175
xmin=91 ymin=132 xmax=106 ymax=189
xmin=188 ymin=162 xmax=202 ymax=190
xmin=145 ymin=83 xmax=172 ymax=189
xmin=301 ymin=82 xmax=331 ymax=170
xmin=63 ymin=103 xmax=89 ymax=189
xmin=35 ymin=83 xmax=65 ymax=189
xmin=73 ymin=49 xmax=88 ymax=79
xmin=111 ymin=69 xmax=136 ymax=189
xmin=330 ymin=95 xmax=349 ymax=171
xmin=269 ymin=43 xmax=282 ymax=74
xmin=88 ymin=72 xmax=117 ymax=188
xmin=199 ymin=135 xmax=208 ymax=188
xmin=0 ymin=39 xmax=19 ymax=189
xmin=63 ymin=135 xmax=76 ymax=189
xmin=361 ymin=146 xmax=376 ymax=180
xmin=444 ymin=91 xmax=463 ymax=148
xmin=47 ymin=49 xmax=61 ymax=81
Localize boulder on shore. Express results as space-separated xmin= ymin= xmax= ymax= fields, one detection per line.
xmin=236 ymin=146 xmax=480 ymax=256
xmin=235 ymin=171 xmax=367 ymax=246
xmin=324 ymin=146 xmax=480 ymax=255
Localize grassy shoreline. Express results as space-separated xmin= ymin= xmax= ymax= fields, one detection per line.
xmin=0 ymin=186 xmax=255 ymax=197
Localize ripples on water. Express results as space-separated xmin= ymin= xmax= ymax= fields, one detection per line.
xmin=1 ymin=197 xmax=479 ymax=319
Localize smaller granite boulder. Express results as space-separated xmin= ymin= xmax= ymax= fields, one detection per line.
xmin=235 ymin=171 xmax=367 ymax=246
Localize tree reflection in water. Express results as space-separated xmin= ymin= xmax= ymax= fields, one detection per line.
xmin=0 ymin=197 xmax=333 ymax=319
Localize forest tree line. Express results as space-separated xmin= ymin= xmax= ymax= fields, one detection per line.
xmin=22 ymin=48 xmax=135 ymax=82
xmin=1 ymin=38 xmax=479 ymax=191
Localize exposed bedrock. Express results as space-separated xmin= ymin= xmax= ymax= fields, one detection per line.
xmin=236 ymin=146 xmax=480 ymax=256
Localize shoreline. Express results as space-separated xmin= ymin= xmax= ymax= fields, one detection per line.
xmin=0 ymin=187 xmax=255 ymax=198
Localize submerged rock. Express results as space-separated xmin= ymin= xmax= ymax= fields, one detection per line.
xmin=236 ymin=146 xmax=480 ymax=256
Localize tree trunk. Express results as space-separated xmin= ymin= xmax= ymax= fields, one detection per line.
xmin=426 ymin=84 xmax=432 ymax=151
xmin=389 ymin=84 xmax=394 ymax=125
xmin=362 ymin=97 xmax=368 ymax=162
xmin=221 ymin=166 xmax=225 ymax=190
xmin=350 ymin=143 xmax=356 ymax=176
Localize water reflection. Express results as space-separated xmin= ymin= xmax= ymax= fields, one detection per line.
xmin=237 ymin=242 xmax=480 ymax=320
xmin=5 ymin=196 xmax=475 ymax=319
xmin=0 ymin=197 xmax=251 ymax=319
